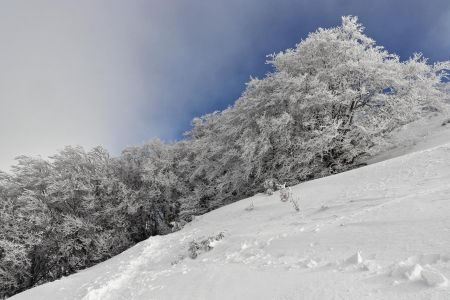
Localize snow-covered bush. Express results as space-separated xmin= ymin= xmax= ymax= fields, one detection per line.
xmin=188 ymin=232 xmax=225 ymax=259
xmin=278 ymin=184 xmax=290 ymax=202
xmin=278 ymin=184 xmax=302 ymax=213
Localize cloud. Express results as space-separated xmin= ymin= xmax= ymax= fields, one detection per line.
xmin=1 ymin=0 xmax=449 ymax=171
xmin=0 ymin=1 xmax=148 ymax=170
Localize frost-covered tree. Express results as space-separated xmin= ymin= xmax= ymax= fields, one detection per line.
xmin=43 ymin=146 xmax=132 ymax=277
xmin=0 ymin=147 xmax=137 ymax=297
xmin=181 ymin=15 xmax=449 ymax=211
xmin=0 ymin=158 xmax=52 ymax=297
xmin=266 ymin=16 xmax=449 ymax=173
xmin=120 ymin=140 xmax=181 ymax=240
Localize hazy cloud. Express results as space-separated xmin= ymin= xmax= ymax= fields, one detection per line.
xmin=0 ymin=1 xmax=148 ymax=170
xmin=1 ymin=0 xmax=449 ymax=170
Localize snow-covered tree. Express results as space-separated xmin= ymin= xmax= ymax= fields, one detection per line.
xmin=181 ymin=15 xmax=449 ymax=212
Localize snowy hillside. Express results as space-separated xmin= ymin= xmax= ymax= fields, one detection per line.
xmin=11 ymin=124 xmax=450 ymax=300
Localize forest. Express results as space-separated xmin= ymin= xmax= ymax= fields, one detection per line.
xmin=1 ymin=16 xmax=449 ymax=298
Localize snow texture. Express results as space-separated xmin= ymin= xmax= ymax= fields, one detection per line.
xmin=10 ymin=121 xmax=450 ymax=299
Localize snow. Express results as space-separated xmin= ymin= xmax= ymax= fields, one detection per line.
xmin=10 ymin=121 xmax=450 ymax=299
xmin=421 ymin=268 xmax=448 ymax=288
xmin=345 ymin=251 xmax=363 ymax=265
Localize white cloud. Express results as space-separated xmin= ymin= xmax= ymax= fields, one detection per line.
xmin=0 ymin=1 xmax=148 ymax=170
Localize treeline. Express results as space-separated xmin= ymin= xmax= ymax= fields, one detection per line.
xmin=1 ymin=16 xmax=449 ymax=297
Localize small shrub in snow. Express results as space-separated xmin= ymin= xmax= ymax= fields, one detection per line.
xmin=188 ymin=232 xmax=225 ymax=259
xmin=278 ymin=184 xmax=302 ymax=214
xmin=278 ymin=183 xmax=289 ymax=202
xmin=171 ymin=254 xmax=187 ymax=266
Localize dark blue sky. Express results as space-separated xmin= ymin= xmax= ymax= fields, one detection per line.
xmin=1 ymin=0 xmax=449 ymax=169
xmin=136 ymin=0 xmax=450 ymax=143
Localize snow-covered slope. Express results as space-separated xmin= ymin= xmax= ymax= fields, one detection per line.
xmin=11 ymin=125 xmax=450 ymax=300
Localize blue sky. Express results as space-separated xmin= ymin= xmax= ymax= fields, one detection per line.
xmin=0 ymin=0 xmax=449 ymax=170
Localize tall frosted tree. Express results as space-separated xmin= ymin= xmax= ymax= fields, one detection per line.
xmin=183 ymin=16 xmax=449 ymax=207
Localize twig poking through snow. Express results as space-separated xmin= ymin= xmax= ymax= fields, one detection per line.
xmin=278 ymin=184 xmax=302 ymax=215
xmin=291 ymin=197 xmax=301 ymax=214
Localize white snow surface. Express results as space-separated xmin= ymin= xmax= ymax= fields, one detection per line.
xmin=11 ymin=122 xmax=450 ymax=300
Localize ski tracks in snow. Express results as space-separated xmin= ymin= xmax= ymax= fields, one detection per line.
xmin=82 ymin=237 xmax=164 ymax=300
